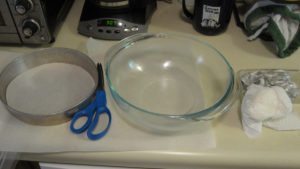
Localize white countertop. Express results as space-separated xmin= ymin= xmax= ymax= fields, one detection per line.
xmin=2 ymin=1 xmax=300 ymax=169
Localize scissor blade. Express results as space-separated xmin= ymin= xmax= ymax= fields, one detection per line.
xmin=97 ymin=63 xmax=104 ymax=90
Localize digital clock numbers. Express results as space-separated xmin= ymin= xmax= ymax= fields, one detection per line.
xmin=98 ymin=19 xmax=123 ymax=27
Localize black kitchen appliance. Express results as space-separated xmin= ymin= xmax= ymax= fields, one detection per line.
xmin=78 ymin=0 xmax=157 ymax=40
xmin=0 ymin=0 xmax=74 ymax=44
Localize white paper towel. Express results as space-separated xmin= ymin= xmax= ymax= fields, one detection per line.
xmin=241 ymin=84 xmax=300 ymax=138
xmin=0 ymin=39 xmax=216 ymax=153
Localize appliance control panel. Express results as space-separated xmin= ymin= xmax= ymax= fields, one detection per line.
xmin=78 ymin=18 xmax=147 ymax=40
xmin=6 ymin=0 xmax=53 ymax=44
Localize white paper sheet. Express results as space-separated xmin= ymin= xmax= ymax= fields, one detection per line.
xmin=0 ymin=40 xmax=215 ymax=153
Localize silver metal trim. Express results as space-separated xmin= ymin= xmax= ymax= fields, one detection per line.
xmin=0 ymin=48 xmax=98 ymax=125
xmin=100 ymin=1 xmax=129 ymax=7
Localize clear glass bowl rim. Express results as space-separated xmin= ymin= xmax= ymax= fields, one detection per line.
xmin=105 ymin=32 xmax=235 ymax=120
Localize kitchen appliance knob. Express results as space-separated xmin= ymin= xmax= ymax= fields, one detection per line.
xmin=15 ymin=0 xmax=33 ymax=15
xmin=22 ymin=19 xmax=40 ymax=38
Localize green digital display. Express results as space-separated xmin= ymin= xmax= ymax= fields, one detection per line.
xmin=98 ymin=19 xmax=120 ymax=27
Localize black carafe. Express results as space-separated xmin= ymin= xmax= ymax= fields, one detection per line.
xmin=182 ymin=0 xmax=234 ymax=35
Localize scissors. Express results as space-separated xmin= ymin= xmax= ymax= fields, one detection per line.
xmin=70 ymin=63 xmax=112 ymax=140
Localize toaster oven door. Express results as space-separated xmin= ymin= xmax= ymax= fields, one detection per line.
xmin=0 ymin=0 xmax=21 ymax=43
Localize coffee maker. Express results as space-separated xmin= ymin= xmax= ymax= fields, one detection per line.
xmin=78 ymin=0 xmax=157 ymax=40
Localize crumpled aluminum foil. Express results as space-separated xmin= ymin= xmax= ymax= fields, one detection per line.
xmin=240 ymin=70 xmax=300 ymax=99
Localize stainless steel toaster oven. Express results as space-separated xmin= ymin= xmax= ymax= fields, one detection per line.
xmin=0 ymin=0 xmax=74 ymax=44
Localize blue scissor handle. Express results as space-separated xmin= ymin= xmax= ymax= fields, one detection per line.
xmin=70 ymin=90 xmax=112 ymax=141
xmin=70 ymin=102 xmax=96 ymax=134
xmin=87 ymin=106 xmax=112 ymax=140
xmin=86 ymin=90 xmax=112 ymax=140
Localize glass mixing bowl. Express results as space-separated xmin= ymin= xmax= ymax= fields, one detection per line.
xmin=105 ymin=33 xmax=236 ymax=132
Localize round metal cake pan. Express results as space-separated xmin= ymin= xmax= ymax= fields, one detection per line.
xmin=0 ymin=48 xmax=98 ymax=125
